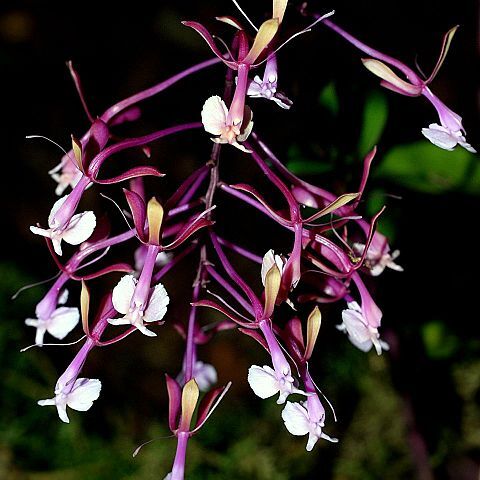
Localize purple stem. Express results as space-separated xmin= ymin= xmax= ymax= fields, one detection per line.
xmin=167 ymin=200 xmax=203 ymax=219
xmin=184 ymin=282 xmax=201 ymax=382
xmin=101 ymin=57 xmax=221 ymax=122
xmin=252 ymin=133 xmax=336 ymax=202
xmin=244 ymin=141 xmax=300 ymax=220
xmin=221 ymin=182 xmax=354 ymax=275
xmin=321 ymin=19 xmax=422 ymax=85
xmin=152 ymin=243 xmax=197 ymax=283
xmin=217 ymin=237 xmax=263 ymax=264
xmin=179 ymin=171 xmax=209 ymax=206
xmin=133 ymin=244 xmax=160 ymax=304
xmin=67 ymin=230 xmax=136 ymax=272
xmin=171 ymin=431 xmax=189 ymax=480
xmin=205 ymin=264 xmax=255 ymax=316
xmin=210 ymin=233 xmax=263 ymax=319
xmin=219 ymin=184 xmax=275 ymax=219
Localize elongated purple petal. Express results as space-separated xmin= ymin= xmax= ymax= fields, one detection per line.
xmin=165 ymin=374 xmax=182 ymax=432
xmin=83 ymin=119 xmax=110 ymax=169
xmin=124 ymin=189 xmax=147 ymax=241
xmin=165 ymin=166 xmax=209 ymax=211
xmin=163 ymin=218 xmax=214 ymax=250
xmin=282 ymin=317 xmax=305 ymax=359
xmin=182 ymin=21 xmax=238 ymax=69
xmin=238 ymin=328 xmax=269 ymax=351
xmin=71 ymin=263 xmax=133 ymax=281
xmin=210 ymin=233 xmax=264 ymax=319
xmin=195 ymin=386 xmax=225 ymax=428
xmin=355 ymin=147 xmax=376 ymax=207
xmin=87 ymin=123 xmax=201 ymax=178
xmin=380 ymin=80 xmax=422 ymax=97
xmin=94 ymin=166 xmax=165 ymax=185
xmin=228 ymin=183 xmax=290 ymax=226
xmin=109 ymin=106 xmax=142 ymax=126
xmin=67 ymin=61 xmax=94 ymax=123
xmin=192 ymin=300 xmax=252 ymax=328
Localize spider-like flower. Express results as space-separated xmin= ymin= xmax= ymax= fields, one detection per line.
xmin=108 ymin=274 xmax=170 ymax=337
xmin=30 ymin=194 xmax=96 ymax=256
xmin=337 ymin=301 xmax=389 ymax=354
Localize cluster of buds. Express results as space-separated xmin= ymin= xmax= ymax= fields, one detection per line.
xmin=22 ymin=1 xmax=474 ymax=478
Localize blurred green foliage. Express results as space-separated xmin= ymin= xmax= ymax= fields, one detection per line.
xmin=376 ymin=142 xmax=480 ymax=194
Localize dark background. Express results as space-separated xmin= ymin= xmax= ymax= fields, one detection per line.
xmin=1 ymin=0 xmax=480 ymax=478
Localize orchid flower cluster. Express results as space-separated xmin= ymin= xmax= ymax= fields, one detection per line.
xmin=23 ymin=1 xmax=474 ymax=478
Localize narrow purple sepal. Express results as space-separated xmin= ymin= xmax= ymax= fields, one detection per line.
xmin=163 ymin=218 xmax=214 ymax=250
xmin=195 ymin=386 xmax=226 ymax=429
xmin=165 ymin=166 xmax=209 ymax=211
xmin=192 ymin=300 xmax=252 ymax=328
xmin=380 ymin=80 xmax=422 ymax=97
xmin=228 ymin=183 xmax=290 ymax=226
xmin=67 ymin=61 xmax=94 ymax=122
xmin=165 ymin=374 xmax=182 ymax=433
xmin=82 ymin=119 xmax=110 ymax=170
xmin=94 ymin=166 xmax=165 ymax=185
xmin=182 ymin=21 xmax=238 ymax=70
xmin=238 ymin=328 xmax=269 ymax=351
xmin=71 ymin=263 xmax=133 ymax=281
xmin=109 ymin=106 xmax=142 ymax=126
xmin=123 ymin=189 xmax=147 ymax=241
xmin=282 ymin=317 xmax=305 ymax=360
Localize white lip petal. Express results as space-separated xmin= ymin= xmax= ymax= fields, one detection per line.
xmin=112 ymin=275 xmax=137 ymax=315
xmin=341 ymin=311 xmax=371 ymax=344
xmin=29 ymin=225 xmax=51 ymax=238
xmin=56 ymin=403 xmax=70 ymax=423
xmin=52 ymin=237 xmax=63 ymax=256
xmin=281 ymin=401 xmax=311 ymax=436
xmin=136 ymin=323 xmax=157 ymax=337
xmin=143 ymin=283 xmax=170 ymax=323
xmin=422 ymin=124 xmax=457 ymax=150
xmin=48 ymin=195 xmax=69 ymax=228
xmin=201 ymin=96 xmax=228 ymax=136
xmin=61 ymin=211 xmax=96 ymax=246
xmin=247 ymin=365 xmax=279 ymax=399
xmin=67 ymin=378 xmax=102 ymax=411
xmin=47 ymin=307 xmax=80 ymax=340
xmin=57 ymin=289 xmax=69 ymax=305
xmin=459 ymin=140 xmax=477 ymax=153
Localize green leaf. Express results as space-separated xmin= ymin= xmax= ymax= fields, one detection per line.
xmin=286 ymin=145 xmax=332 ymax=175
xmin=318 ymin=82 xmax=339 ymax=116
xmin=422 ymin=321 xmax=459 ymax=359
xmin=358 ymin=91 xmax=388 ymax=156
xmin=376 ymin=141 xmax=480 ymax=194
